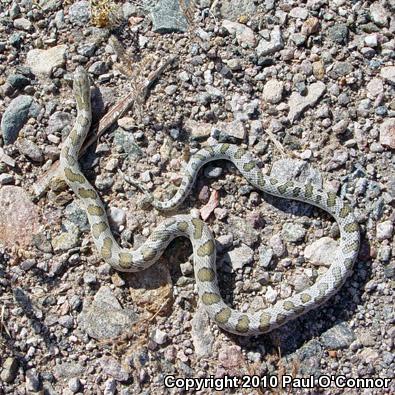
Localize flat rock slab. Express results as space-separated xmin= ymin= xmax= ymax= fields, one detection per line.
xmin=184 ymin=119 xmax=211 ymax=139
xmin=222 ymin=20 xmax=256 ymax=47
xmin=320 ymin=322 xmax=356 ymax=350
xmin=191 ymin=307 xmax=214 ymax=358
xmin=219 ymin=0 xmax=257 ymax=21
xmin=0 ymin=186 xmax=40 ymax=248
xmin=26 ymin=44 xmax=67 ymax=76
xmin=126 ymin=261 xmax=173 ymax=314
xmin=146 ymin=0 xmax=190 ymax=33
xmin=288 ymin=81 xmax=326 ymax=123
xmin=78 ymin=286 xmax=138 ymax=340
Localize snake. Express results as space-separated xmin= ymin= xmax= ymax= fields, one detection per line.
xmin=60 ymin=67 xmax=360 ymax=336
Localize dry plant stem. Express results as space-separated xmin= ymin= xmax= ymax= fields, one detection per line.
xmin=33 ymin=55 xmax=178 ymax=198
xmin=81 ymin=54 xmax=178 ymax=155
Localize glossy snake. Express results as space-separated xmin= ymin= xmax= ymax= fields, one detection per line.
xmin=60 ymin=67 xmax=360 ymax=336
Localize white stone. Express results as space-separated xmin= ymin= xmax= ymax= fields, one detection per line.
xmin=151 ymin=328 xmax=168 ymax=345
xmin=26 ymin=45 xmax=67 ymax=76
xmin=178 ymin=71 xmax=190 ymax=82
xmin=140 ymin=170 xmax=151 ymax=183
xmin=222 ymin=20 xmax=256 ymax=47
xmin=108 ymin=207 xmax=126 ymax=228
xmin=366 ymin=77 xmax=383 ymax=98
xmin=305 ymin=237 xmax=339 ymax=267
xmin=380 ymin=118 xmax=395 ymax=149
xmin=213 ymin=120 xmax=246 ymax=140
xmin=265 ymin=286 xmax=278 ymax=303
xmin=364 ymin=34 xmax=378 ymax=47
xmin=13 ymin=17 xmax=32 ymax=31
xmin=117 ymin=116 xmax=135 ymax=130
xmin=381 ymin=66 xmax=395 ymax=84
xmin=226 ymin=244 xmax=254 ymax=271
xmin=332 ymin=119 xmax=349 ymax=134
xmin=289 ymin=7 xmax=309 ymax=20
xmin=184 ymin=119 xmax=211 ymax=139
xmin=288 ymin=82 xmax=326 ymax=123
xmin=370 ymin=2 xmax=389 ymax=27
xmin=256 ymin=26 xmax=284 ymax=57
xmin=376 ymin=221 xmax=394 ymax=240
xmin=262 ymin=79 xmax=284 ymax=104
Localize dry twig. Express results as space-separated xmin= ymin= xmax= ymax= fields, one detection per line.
xmin=33 ymin=54 xmax=178 ymax=198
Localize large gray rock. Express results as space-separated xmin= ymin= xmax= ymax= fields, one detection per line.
xmin=113 ymin=129 xmax=143 ymax=159
xmin=191 ymin=307 xmax=214 ymax=357
xmin=369 ymin=2 xmax=390 ymax=27
xmin=69 ymin=0 xmax=91 ymax=25
xmin=0 ymin=357 xmax=19 ymax=383
xmin=145 ymin=0 xmax=190 ymax=33
xmin=224 ymin=243 xmax=254 ymax=271
xmin=39 ymin=0 xmax=62 ymax=12
xmin=1 ymin=95 xmax=33 ymax=144
xmin=78 ymin=286 xmax=138 ymax=340
xmin=219 ymin=0 xmax=257 ymax=21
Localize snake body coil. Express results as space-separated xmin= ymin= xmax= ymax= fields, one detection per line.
xmin=60 ymin=68 xmax=360 ymax=336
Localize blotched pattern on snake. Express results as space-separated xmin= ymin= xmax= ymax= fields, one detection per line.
xmin=60 ymin=67 xmax=360 ymax=336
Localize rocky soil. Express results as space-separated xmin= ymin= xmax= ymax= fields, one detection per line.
xmin=0 ymin=0 xmax=394 ymax=394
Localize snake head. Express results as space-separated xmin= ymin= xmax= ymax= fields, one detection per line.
xmin=73 ymin=67 xmax=91 ymax=106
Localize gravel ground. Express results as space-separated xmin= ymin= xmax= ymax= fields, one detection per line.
xmin=0 ymin=0 xmax=394 ymax=394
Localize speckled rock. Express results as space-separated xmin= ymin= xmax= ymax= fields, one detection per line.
xmin=69 ymin=0 xmax=91 ymax=25
xmin=0 ymin=186 xmax=40 ymax=248
xmin=51 ymin=221 xmax=80 ymax=252
xmin=1 ymin=357 xmax=19 ymax=383
xmin=262 ymin=79 xmax=284 ymax=104
xmin=379 ymin=118 xmax=395 ymax=149
xmin=79 ymin=286 xmax=138 ymax=340
xmin=218 ymin=0 xmax=257 ymax=21
xmin=146 ymin=0 xmax=189 ymax=33
xmin=376 ymin=220 xmax=394 ymax=240
xmin=100 ymin=356 xmax=130 ymax=382
xmin=113 ymin=129 xmax=143 ymax=159
xmin=184 ymin=119 xmax=211 ymax=139
xmin=191 ymin=307 xmax=214 ymax=357
xmin=369 ymin=2 xmax=390 ymax=27
xmin=282 ymin=223 xmax=306 ymax=243
xmin=26 ymin=45 xmax=67 ymax=76
xmin=16 ymin=138 xmax=44 ymax=162
xmin=320 ymin=322 xmax=356 ymax=350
